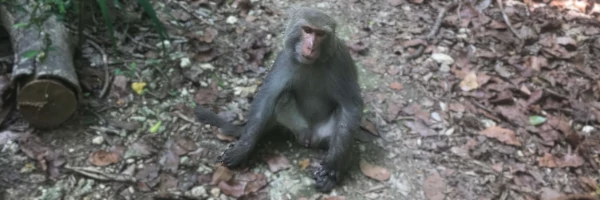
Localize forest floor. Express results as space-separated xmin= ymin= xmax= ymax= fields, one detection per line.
xmin=1 ymin=0 xmax=600 ymax=200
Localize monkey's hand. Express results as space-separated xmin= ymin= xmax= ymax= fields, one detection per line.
xmin=218 ymin=143 xmax=250 ymax=168
xmin=313 ymin=166 xmax=339 ymax=193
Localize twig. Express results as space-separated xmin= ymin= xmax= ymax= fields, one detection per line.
xmin=66 ymin=166 xmax=136 ymax=182
xmin=87 ymin=40 xmax=111 ymax=99
xmin=496 ymin=0 xmax=521 ymax=39
xmin=407 ymin=1 xmax=459 ymax=59
xmin=173 ymin=111 xmax=202 ymax=126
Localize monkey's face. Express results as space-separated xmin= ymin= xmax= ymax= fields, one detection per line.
xmin=296 ymin=25 xmax=327 ymax=64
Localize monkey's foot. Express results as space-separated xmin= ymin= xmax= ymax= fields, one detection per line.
xmin=218 ymin=143 xmax=249 ymax=168
xmin=313 ymin=167 xmax=339 ymax=193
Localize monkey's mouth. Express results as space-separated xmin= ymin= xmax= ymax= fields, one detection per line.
xmin=302 ymin=54 xmax=317 ymax=61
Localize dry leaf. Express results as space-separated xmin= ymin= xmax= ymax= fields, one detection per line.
xmin=88 ymin=150 xmax=120 ymax=166
xmin=459 ymin=72 xmax=479 ymax=91
xmin=299 ymin=159 xmax=310 ymax=170
xmin=538 ymin=153 xmax=558 ymax=168
xmin=263 ymin=154 xmax=291 ymax=173
xmin=423 ymin=172 xmax=446 ymax=200
xmin=211 ymin=165 xmax=234 ymax=185
xmin=359 ymin=159 xmax=391 ymax=181
xmin=479 ymin=126 xmax=522 ymax=146
xmin=405 ymin=120 xmax=437 ymax=137
xmin=390 ymin=82 xmax=404 ymax=90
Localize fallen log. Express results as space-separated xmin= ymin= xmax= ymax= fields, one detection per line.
xmin=0 ymin=2 xmax=81 ymax=129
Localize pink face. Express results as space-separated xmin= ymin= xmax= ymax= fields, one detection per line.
xmin=300 ymin=25 xmax=326 ymax=62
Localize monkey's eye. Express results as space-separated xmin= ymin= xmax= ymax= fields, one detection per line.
xmin=302 ymin=26 xmax=313 ymax=34
xmin=315 ymin=31 xmax=326 ymax=37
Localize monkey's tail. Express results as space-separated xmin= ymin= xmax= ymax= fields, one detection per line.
xmin=194 ymin=106 xmax=242 ymax=138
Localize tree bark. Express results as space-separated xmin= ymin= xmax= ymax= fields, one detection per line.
xmin=0 ymin=1 xmax=81 ymax=129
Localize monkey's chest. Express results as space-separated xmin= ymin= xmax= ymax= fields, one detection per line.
xmin=295 ymin=91 xmax=335 ymax=123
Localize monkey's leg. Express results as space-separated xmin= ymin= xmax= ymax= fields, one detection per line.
xmin=274 ymin=94 xmax=312 ymax=147
xmin=313 ymin=113 xmax=354 ymax=192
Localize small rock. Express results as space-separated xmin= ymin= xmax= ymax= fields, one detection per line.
xmin=199 ymin=63 xmax=215 ymax=70
xmin=180 ymin=57 xmax=191 ymax=68
xmin=431 ymin=53 xmax=454 ymax=65
xmin=92 ymin=136 xmax=104 ymax=145
xmin=210 ymin=187 xmax=220 ymax=197
xmin=439 ymin=64 xmax=450 ymax=72
xmin=226 ymin=16 xmax=238 ymax=24
xmin=431 ymin=112 xmax=441 ymax=121
xmin=190 ymin=186 xmax=208 ymax=198
xmin=365 ymin=192 xmax=379 ymax=199
xmin=582 ymin=125 xmax=594 ymax=134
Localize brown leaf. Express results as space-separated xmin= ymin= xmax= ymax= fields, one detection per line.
xmin=459 ymin=72 xmax=479 ymax=91
xmin=109 ymin=75 xmax=129 ymax=107
xmin=390 ymin=82 xmax=404 ymax=90
xmin=199 ymin=27 xmax=219 ymax=43
xmin=449 ymin=103 xmax=466 ymax=113
xmin=211 ymin=165 xmax=234 ymax=185
xmin=410 ymin=0 xmax=424 ymax=4
xmin=423 ymin=172 xmax=446 ymax=200
xmin=360 ymin=118 xmax=380 ymax=137
xmin=158 ymin=149 xmax=179 ymax=174
xmin=540 ymin=187 xmax=563 ymax=200
xmin=195 ymin=80 xmax=218 ymax=105
xmin=388 ymin=0 xmax=403 ymax=6
xmin=479 ymin=126 xmax=522 ymax=146
xmin=219 ymin=181 xmax=246 ymax=198
xmin=538 ymin=153 xmax=558 ymax=168
xmin=135 ymin=164 xmax=160 ymax=189
xmin=347 ymin=41 xmax=368 ymax=54
xmin=172 ymin=135 xmax=198 ymax=155
xmin=386 ymin=101 xmax=402 ymax=122
xmin=88 ymin=150 xmax=120 ymax=166
xmin=126 ymin=138 xmax=158 ymax=158
xmin=401 ymin=39 xmax=427 ymax=47
xmin=405 ymin=120 xmax=437 ymax=137
xmin=359 ymin=159 xmax=391 ymax=181
xmin=298 ymin=158 xmax=310 ymax=170
xmin=263 ymin=154 xmax=291 ymax=173
xmin=159 ymin=173 xmax=178 ymax=192
xmin=557 ymin=154 xmax=584 ymax=168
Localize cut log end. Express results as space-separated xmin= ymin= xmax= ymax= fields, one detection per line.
xmin=17 ymin=79 xmax=77 ymax=129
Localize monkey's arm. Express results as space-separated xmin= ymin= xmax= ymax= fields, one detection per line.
xmin=219 ymin=52 xmax=293 ymax=167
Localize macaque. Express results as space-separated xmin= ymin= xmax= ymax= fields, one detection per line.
xmin=195 ymin=7 xmax=364 ymax=193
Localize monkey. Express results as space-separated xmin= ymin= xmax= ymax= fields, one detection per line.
xmin=195 ymin=7 xmax=365 ymax=193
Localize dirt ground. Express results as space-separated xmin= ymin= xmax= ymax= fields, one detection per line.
xmin=1 ymin=0 xmax=600 ymax=200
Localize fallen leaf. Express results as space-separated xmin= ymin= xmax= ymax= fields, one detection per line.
xmin=410 ymin=0 xmax=424 ymax=4
xmin=387 ymin=0 xmax=403 ymax=6
xmin=359 ymin=159 xmax=391 ymax=181
xmin=540 ymin=187 xmax=563 ymax=200
xmin=557 ymin=154 xmax=584 ymax=168
xmin=529 ymin=115 xmax=547 ymax=126
xmin=390 ymin=82 xmax=404 ymax=90
xmin=538 ymin=153 xmax=558 ymax=168
xmin=135 ymin=164 xmax=160 ymax=188
xmin=263 ymin=154 xmax=291 ymax=173
xmin=324 ymin=196 xmax=347 ymax=200
xmin=298 ymin=159 xmax=310 ymax=170
xmin=479 ymin=126 xmax=522 ymax=146
xmin=88 ymin=150 xmax=120 ymax=166
xmin=195 ymin=81 xmax=219 ymax=105
xmin=211 ymin=165 xmax=234 ymax=185
xmin=158 ymin=149 xmax=179 ymax=174
xmin=218 ymin=172 xmax=267 ymax=198
xmin=199 ymin=27 xmax=218 ymax=43
xmin=149 ymin=121 xmax=162 ymax=133
xmin=159 ymin=173 xmax=178 ymax=192
xmin=459 ymin=72 xmax=479 ymax=91
xmin=405 ymin=120 xmax=437 ymax=137
xmin=131 ymin=82 xmax=146 ymax=95
xmin=124 ymin=139 xmax=158 ymax=159
xmin=172 ymin=135 xmax=198 ymax=155
xmin=423 ymin=172 xmax=446 ymax=200
xmin=219 ymin=180 xmax=246 ymax=198
xmin=109 ymin=75 xmax=129 ymax=106
xmin=402 ymin=39 xmax=427 ymax=47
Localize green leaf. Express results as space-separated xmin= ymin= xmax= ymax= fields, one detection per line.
xmin=22 ymin=50 xmax=40 ymax=59
xmin=149 ymin=121 xmax=162 ymax=133
xmin=13 ymin=22 xmax=29 ymax=28
xmin=136 ymin=0 xmax=169 ymax=47
xmin=529 ymin=115 xmax=547 ymax=126
xmin=96 ymin=0 xmax=116 ymax=47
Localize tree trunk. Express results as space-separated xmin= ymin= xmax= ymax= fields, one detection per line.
xmin=0 ymin=1 xmax=81 ymax=129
